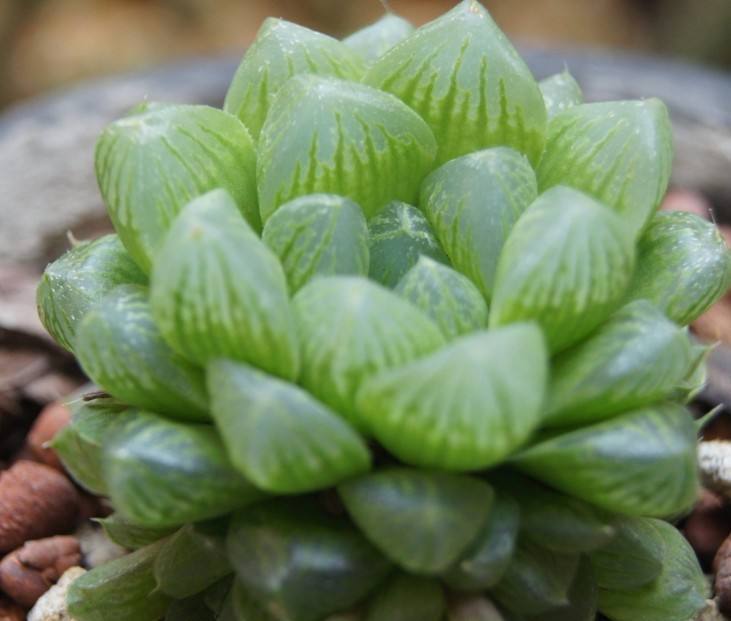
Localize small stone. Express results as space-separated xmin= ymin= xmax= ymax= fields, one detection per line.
xmin=0 ymin=595 xmax=25 ymax=621
xmin=27 ymin=566 xmax=85 ymax=621
xmin=74 ymin=523 xmax=125 ymax=569
xmin=696 ymin=598 xmax=726 ymax=620
xmin=26 ymin=402 xmax=71 ymax=472
xmin=699 ymin=442 xmax=731 ymax=501
xmin=684 ymin=489 xmax=731 ymax=569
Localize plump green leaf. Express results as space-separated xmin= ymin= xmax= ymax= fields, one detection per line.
xmin=103 ymin=411 xmax=262 ymax=527
xmin=624 ymin=210 xmax=731 ymax=325
xmin=339 ymin=468 xmax=494 ymax=574
xmin=526 ymin=556 xmax=597 ymax=621
xmin=447 ymin=595 xmax=506 ymax=621
xmin=207 ymin=358 xmax=371 ymax=494
xmin=589 ymin=516 xmax=665 ymax=591
xmin=262 ymin=193 xmax=369 ymax=292
xmin=546 ymin=300 xmax=700 ymax=426
xmin=367 ymin=201 xmax=449 ymax=288
xmin=293 ymin=276 xmax=445 ymax=430
xmin=202 ymin=577 xmax=235 ymax=618
xmin=227 ymin=499 xmax=390 ymax=621
xmin=443 ymin=494 xmax=520 ymax=590
xmin=538 ymin=71 xmax=583 ymax=119
xmin=75 ymin=285 xmax=209 ymax=421
xmin=597 ymin=519 xmax=708 ymax=621
xmin=228 ymin=579 xmax=278 ymax=620
xmin=95 ymin=104 xmax=258 ymax=272
xmin=491 ymin=541 xmax=579 ymax=615
xmin=97 ymin=513 xmax=175 ymax=551
xmin=365 ymin=573 xmax=445 ymax=621
xmin=395 ymin=256 xmax=488 ymax=339
xmin=257 ymin=75 xmax=437 ymax=222
xmin=365 ymin=0 xmax=546 ymax=165
xmin=224 ymin=18 xmax=364 ymax=140
xmin=420 ymin=147 xmax=538 ymax=299
xmin=357 ymin=325 xmax=547 ymax=470
xmin=165 ymin=595 xmax=216 ymax=621
xmin=150 ymin=189 xmax=299 ymax=380
xmin=67 ymin=540 xmax=171 ymax=621
xmin=36 ymin=234 xmax=146 ymax=352
xmin=154 ymin=521 xmax=231 ymax=599
xmin=343 ymin=14 xmax=415 ymax=63
xmin=513 ymin=403 xmax=699 ymax=517
xmin=489 ymin=186 xmax=635 ymax=352
xmin=537 ymin=99 xmax=672 ymax=237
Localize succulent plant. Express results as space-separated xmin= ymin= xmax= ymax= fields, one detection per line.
xmin=36 ymin=2 xmax=731 ymax=620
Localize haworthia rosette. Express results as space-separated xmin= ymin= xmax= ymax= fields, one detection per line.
xmin=207 ymin=359 xmax=371 ymax=494
xmin=343 ymin=13 xmax=415 ymax=63
xmin=293 ymin=276 xmax=445 ymax=430
xmin=365 ymin=0 xmax=547 ymax=165
xmin=367 ymin=201 xmax=449 ymax=288
xmin=624 ymin=210 xmax=731 ymax=325
xmin=365 ymin=573 xmax=446 ymax=621
xmin=75 ymin=285 xmax=209 ymax=421
xmin=513 ymin=403 xmax=699 ymax=517
xmin=257 ymin=75 xmax=437 ymax=222
xmin=537 ymin=99 xmax=672 ymax=238
xmin=224 ymin=18 xmax=364 ymax=140
xmin=95 ymin=104 xmax=258 ymax=272
xmin=262 ymin=193 xmax=369 ymax=292
xmin=489 ymin=186 xmax=635 ymax=353
xmin=357 ymin=325 xmax=547 ymax=471
xmin=339 ymin=468 xmax=494 ymax=574
xmin=420 ymin=147 xmax=538 ymax=300
xmin=36 ymin=234 xmax=146 ymax=352
xmin=538 ymin=71 xmax=583 ymax=119
xmin=546 ymin=300 xmax=705 ymax=426
xmin=102 ymin=411 xmax=262 ymax=527
xmin=395 ymin=256 xmax=489 ymax=339
xmin=150 ymin=189 xmax=300 ymax=380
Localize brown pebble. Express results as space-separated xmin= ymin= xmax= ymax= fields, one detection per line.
xmin=684 ymin=490 xmax=731 ymax=569
xmin=661 ymin=188 xmax=713 ymax=219
xmin=714 ymin=534 xmax=731 ymax=615
xmin=0 ymin=595 xmax=24 ymax=621
xmin=0 ymin=461 xmax=79 ymax=554
xmin=26 ymin=402 xmax=71 ymax=472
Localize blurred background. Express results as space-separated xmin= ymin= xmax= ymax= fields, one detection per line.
xmin=2 ymin=0 xmax=731 ymax=109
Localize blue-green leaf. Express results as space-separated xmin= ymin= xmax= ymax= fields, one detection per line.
xmin=95 ymin=104 xmax=258 ymax=272
xmin=513 ymin=404 xmax=699 ymax=517
xmin=365 ymin=0 xmax=546 ymax=165
xmin=339 ymin=468 xmax=494 ymax=574
xmin=357 ymin=325 xmax=547 ymax=471
xmin=75 ymin=285 xmax=209 ymax=421
xmin=420 ymin=147 xmax=538 ymax=299
xmin=207 ymin=358 xmax=371 ymax=494
xmin=624 ymin=210 xmax=731 ymax=325
xmin=538 ymin=71 xmax=583 ymax=119
xmin=537 ymin=99 xmax=672 ymax=238
xmin=257 ymin=75 xmax=437 ymax=222
xmin=489 ymin=186 xmax=635 ymax=353
xmin=395 ymin=256 xmax=488 ymax=339
xmin=36 ymin=234 xmax=146 ymax=352
xmin=150 ymin=189 xmax=299 ymax=380
xmin=224 ymin=18 xmax=364 ymax=140
xmin=367 ymin=201 xmax=448 ymax=288
xmin=365 ymin=573 xmax=445 ymax=621
xmin=262 ymin=193 xmax=369 ymax=292
xmin=343 ymin=14 xmax=415 ymax=63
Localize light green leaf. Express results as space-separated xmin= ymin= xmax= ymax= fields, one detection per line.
xmin=150 ymin=189 xmax=299 ymax=380
xmin=624 ymin=210 xmax=731 ymax=325
xmin=262 ymin=193 xmax=369 ymax=292
xmin=367 ymin=201 xmax=449 ymax=288
xmin=257 ymin=75 xmax=437 ymax=223
xmin=343 ymin=14 xmax=415 ymax=63
xmin=537 ymin=99 xmax=672 ymax=237
xmin=513 ymin=403 xmax=699 ymax=517
xmin=224 ymin=18 xmax=364 ymax=140
xmin=365 ymin=0 xmax=546 ymax=165
xmin=597 ymin=520 xmax=708 ymax=621
xmin=526 ymin=556 xmax=597 ymax=621
xmin=97 ymin=513 xmax=175 ymax=551
xmin=103 ymin=411 xmax=262 ymax=527
xmin=95 ymin=104 xmax=258 ymax=272
xmin=489 ymin=186 xmax=635 ymax=353
xmin=75 ymin=285 xmax=209 ymax=421
xmin=227 ymin=499 xmax=390 ymax=621
xmin=447 ymin=595 xmax=506 ymax=621
xmin=365 ymin=573 xmax=445 ymax=621
xmin=420 ymin=147 xmax=537 ymax=299
xmin=207 ymin=358 xmax=371 ymax=494
xmin=356 ymin=325 xmax=547 ymax=471
xmin=443 ymin=494 xmax=520 ymax=590
xmin=293 ymin=276 xmax=445 ymax=430
xmin=538 ymin=71 xmax=583 ymax=119
xmin=546 ymin=300 xmax=700 ymax=427
xmin=395 ymin=256 xmax=488 ymax=339
xmin=338 ymin=468 xmax=494 ymax=574
xmin=36 ymin=234 xmax=146 ymax=352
